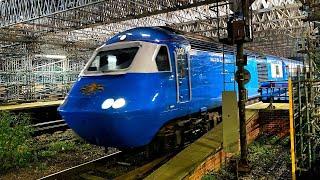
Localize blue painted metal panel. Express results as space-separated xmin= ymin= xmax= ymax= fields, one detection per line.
xmin=245 ymin=56 xmax=260 ymax=98
xmin=189 ymin=50 xmax=223 ymax=111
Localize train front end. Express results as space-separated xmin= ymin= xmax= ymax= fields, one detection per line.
xmin=58 ymin=37 xmax=172 ymax=148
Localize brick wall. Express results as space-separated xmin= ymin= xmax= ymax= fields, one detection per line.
xmin=259 ymin=109 xmax=289 ymax=137
xmin=189 ymin=150 xmax=233 ymax=180
xmin=246 ymin=111 xmax=260 ymax=143
xmin=247 ymin=109 xmax=290 ymax=140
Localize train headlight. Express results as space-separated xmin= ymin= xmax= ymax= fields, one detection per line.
xmin=112 ymin=98 xmax=126 ymax=109
xmin=101 ymin=98 xmax=114 ymax=109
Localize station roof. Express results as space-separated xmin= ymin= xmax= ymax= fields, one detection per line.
xmin=0 ymin=0 xmax=319 ymax=59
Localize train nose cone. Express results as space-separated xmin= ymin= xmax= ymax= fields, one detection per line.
xmin=62 ymin=111 xmax=118 ymax=146
xmin=58 ymin=96 xmax=157 ymax=148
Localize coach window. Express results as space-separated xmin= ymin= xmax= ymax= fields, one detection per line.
xmin=156 ymin=46 xmax=170 ymax=71
xmin=275 ymin=65 xmax=280 ymax=76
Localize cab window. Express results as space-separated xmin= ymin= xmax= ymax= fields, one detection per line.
xmin=155 ymin=46 xmax=170 ymax=71
xmin=88 ymin=47 xmax=139 ymax=72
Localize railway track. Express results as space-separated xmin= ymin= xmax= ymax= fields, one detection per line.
xmin=39 ymin=150 xmax=174 ymax=180
xmin=32 ymin=120 xmax=69 ymax=136
xmin=39 ymin=151 xmax=122 ymax=180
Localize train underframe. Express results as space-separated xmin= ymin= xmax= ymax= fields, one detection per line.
xmin=146 ymin=109 xmax=222 ymax=156
xmin=113 ymin=98 xmax=259 ymax=156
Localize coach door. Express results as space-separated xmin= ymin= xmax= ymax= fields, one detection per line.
xmin=175 ymin=46 xmax=191 ymax=103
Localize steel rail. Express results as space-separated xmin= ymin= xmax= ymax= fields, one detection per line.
xmin=39 ymin=151 xmax=122 ymax=180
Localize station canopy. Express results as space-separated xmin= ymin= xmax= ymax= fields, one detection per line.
xmin=0 ymin=0 xmax=318 ymax=59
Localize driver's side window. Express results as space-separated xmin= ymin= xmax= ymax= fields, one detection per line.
xmin=177 ymin=54 xmax=187 ymax=78
xmin=176 ymin=48 xmax=187 ymax=78
xmin=155 ymin=46 xmax=170 ymax=71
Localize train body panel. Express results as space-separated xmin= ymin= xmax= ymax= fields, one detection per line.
xmin=246 ymin=57 xmax=260 ymax=97
xmin=58 ymin=27 xmax=301 ymax=148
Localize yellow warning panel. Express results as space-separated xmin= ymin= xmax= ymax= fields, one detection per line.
xmin=222 ymin=91 xmax=239 ymax=153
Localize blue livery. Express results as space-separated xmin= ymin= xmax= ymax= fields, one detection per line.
xmin=58 ymin=27 xmax=301 ymax=148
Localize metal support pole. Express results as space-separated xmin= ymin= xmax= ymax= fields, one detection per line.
xmin=236 ymin=42 xmax=249 ymax=169
xmin=237 ymin=0 xmax=250 ymax=171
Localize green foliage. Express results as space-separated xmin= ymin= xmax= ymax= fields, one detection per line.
xmin=81 ymin=143 xmax=91 ymax=150
xmin=248 ymin=142 xmax=275 ymax=164
xmin=48 ymin=141 xmax=76 ymax=152
xmin=0 ymin=111 xmax=34 ymax=172
xmin=0 ymin=111 xmax=93 ymax=173
xmin=36 ymin=162 xmax=48 ymax=171
xmin=203 ymin=135 xmax=290 ymax=179
xmin=268 ymin=135 xmax=280 ymax=145
xmin=204 ymin=166 xmax=236 ymax=180
xmin=38 ymin=150 xmax=57 ymax=158
xmin=202 ymin=174 xmax=217 ymax=180
xmin=38 ymin=141 xmax=76 ymax=158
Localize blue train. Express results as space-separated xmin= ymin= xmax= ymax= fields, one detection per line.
xmin=58 ymin=27 xmax=302 ymax=149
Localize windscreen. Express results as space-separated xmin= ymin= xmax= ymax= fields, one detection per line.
xmin=87 ymin=47 xmax=139 ymax=72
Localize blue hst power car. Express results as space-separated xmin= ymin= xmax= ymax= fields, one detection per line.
xmin=58 ymin=26 xmax=302 ymax=149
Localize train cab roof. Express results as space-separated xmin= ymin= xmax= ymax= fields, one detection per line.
xmin=106 ymin=26 xmax=188 ymax=45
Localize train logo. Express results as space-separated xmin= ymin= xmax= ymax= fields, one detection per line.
xmin=80 ymin=83 xmax=104 ymax=95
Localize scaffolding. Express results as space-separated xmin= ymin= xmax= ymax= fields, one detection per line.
xmin=290 ymin=0 xmax=320 ymax=175
xmin=0 ymin=43 xmax=90 ymax=103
